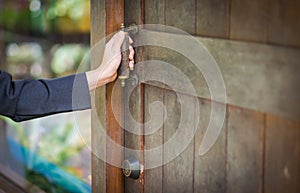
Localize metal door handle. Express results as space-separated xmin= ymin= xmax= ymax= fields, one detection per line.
xmin=118 ymin=23 xmax=139 ymax=87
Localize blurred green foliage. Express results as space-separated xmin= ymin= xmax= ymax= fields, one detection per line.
xmin=26 ymin=169 xmax=68 ymax=193
xmin=3 ymin=116 xmax=85 ymax=177
xmin=51 ymin=44 xmax=90 ymax=76
xmin=0 ymin=0 xmax=90 ymax=34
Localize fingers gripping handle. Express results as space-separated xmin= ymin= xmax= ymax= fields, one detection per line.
xmin=118 ymin=23 xmax=130 ymax=87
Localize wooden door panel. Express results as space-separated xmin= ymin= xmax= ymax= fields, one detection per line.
xmin=227 ymin=107 xmax=264 ymax=193
xmin=196 ymin=0 xmax=229 ymax=38
xmin=124 ymin=83 xmax=142 ymax=193
xmin=268 ymin=0 xmax=300 ymax=47
xmin=194 ymin=99 xmax=226 ymax=193
xmin=90 ymin=0 xmax=107 ymax=192
xmin=165 ymin=0 xmax=196 ymax=34
xmin=141 ymin=44 xmax=209 ymax=100
xmin=91 ymin=0 xmax=125 ymax=192
xmin=144 ymin=85 xmax=164 ymax=193
xmin=145 ymin=0 xmax=165 ymax=25
xmin=91 ymin=1 xmax=300 ymax=192
xmin=162 ymin=90 xmax=195 ymax=193
xmin=265 ymin=115 xmax=300 ymax=193
xmin=230 ymin=0 xmax=268 ymax=42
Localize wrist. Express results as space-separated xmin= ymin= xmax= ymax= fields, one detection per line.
xmin=85 ymin=70 xmax=104 ymax=91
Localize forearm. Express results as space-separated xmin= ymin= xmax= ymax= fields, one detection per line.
xmin=0 ymin=71 xmax=91 ymax=122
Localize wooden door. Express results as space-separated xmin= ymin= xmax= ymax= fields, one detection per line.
xmin=91 ymin=1 xmax=300 ymax=193
xmin=91 ymin=1 xmax=226 ymax=192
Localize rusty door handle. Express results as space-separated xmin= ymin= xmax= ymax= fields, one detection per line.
xmin=117 ymin=23 xmax=130 ymax=87
xmin=118 ymin=23 xmax=138 ymax=87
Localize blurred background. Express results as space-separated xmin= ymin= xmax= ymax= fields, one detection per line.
xmin=0 ymin=0 xmax=91 ymax=192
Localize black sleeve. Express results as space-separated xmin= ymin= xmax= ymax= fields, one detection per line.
xmin=0 ymin=70 xmax=91 ymax=122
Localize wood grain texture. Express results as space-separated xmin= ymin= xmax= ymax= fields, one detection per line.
xmin=201 ymin=37 xmax=300 ymax=121
xmin=165 ymin=0 xmax=196 ymax=34
xmin=106 ymin=81 xmax=124 ymax=193
xmin=90 ymin=0 xmax=106 ymax=193
xmin=194 ymin=99 xmax=226 ymax=193
xmin=196 ymin=0 xmax=229 ymax=38
xmin=124 ymin=2 xmax=145 ymax=189
xmin=227 ymin=107 xmax=264 ymax=193
xmin=268 ymin=0 xmax=300 ymax=47
xmin=144 ymin=0 xmax=165 ymax=25
xmin=124 ymin=85 xmax=142 ymax=193
xmin=141 ymin=44 xmax=209 ymax=99
xmin=230 ymin=0 xmax=268 ymax=42
xmin=105 ymin=0 xmax=125 ymax=192
xmin=105 ymin=0 xmax=124 ymax=35
xmin=264 ymin=115 xmax=300 ymax=193
xmin=90 ymin=0 xmax=105 ymax=46
xmin=124 ymin=1 xmax=145 ymax=188
xmin=163 ymin=90 xmax=195 ymax=193
xmin=125 ymin=0 xmax=142 ymax=26
xmin=136 ymin=30 xmax=300 ymax=120
xmin=144 ymin=85 xmax=164 ymax=193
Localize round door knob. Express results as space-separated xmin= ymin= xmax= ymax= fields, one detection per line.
xmin=122 ymin=156 xmax=140 ymax=179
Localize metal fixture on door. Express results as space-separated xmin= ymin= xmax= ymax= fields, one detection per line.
xmin=122 ymin=156 xmax=140 ymax=179
xmin=118 ymin=23 xmax=139 ymax=87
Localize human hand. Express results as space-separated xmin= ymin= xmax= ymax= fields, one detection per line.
xmin=86 ymin=31 xmax=135 ymax=91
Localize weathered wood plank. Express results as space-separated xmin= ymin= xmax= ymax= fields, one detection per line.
xmin=135 ymin=30 xmax=300 ymax=121
xmin=90 ymin=0 xmax=106 ymax=46
xmin=230 ymin=0 xmax=268 ymax=42
xmin=165 ymin=0 xmax=196 ymax=34
xmin=144 ymin=0 xmax=165 ymax=25
xmin=142 ymin=44 xmax=208 ymax=97
xmin=196 ymin=0 xmax=229 ymax=38
xmin=90 ymin=0 xmax=106 ymax=193
xmin=92 ymin=0 xmax=126 ymax=192
xmin=194 ymin=99 xmax=226 ymax=193
xmin=105 ymin=0 xmax=125 ymax=192
xmin=124 ymin=1 xmax=144 ymax=192
xmin=105 ymin=0 xmax=124 ymax=35
xmin=106 ymin=77 xmax=124 ymax=193
xmin=227 ymin=107 xmax=264 ymax=193
xmin=144 ymin=85 xmax=164 ymax=193
xmin=202 ymin=37 xmax=300 ymax=121
xmin=265 ymin=115 xmax=300 ymax=193
xmin=125 ymin=0 xmax=142 ymax=26
xmin=124 ymin=85 xmax=142 ymax=193
xmin=268 ymin=0 xmax=300 ymax=47
xmin=163 ymin=90 xmax=194 ymax=193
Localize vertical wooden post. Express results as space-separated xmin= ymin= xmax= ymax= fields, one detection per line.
xmin=105 ymin=1 xmax=125 ymax=193
xmin=90 ymin=0 xmax=106 ymax=193
xmin=91 ymin=0 xmax=125 ymax=193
